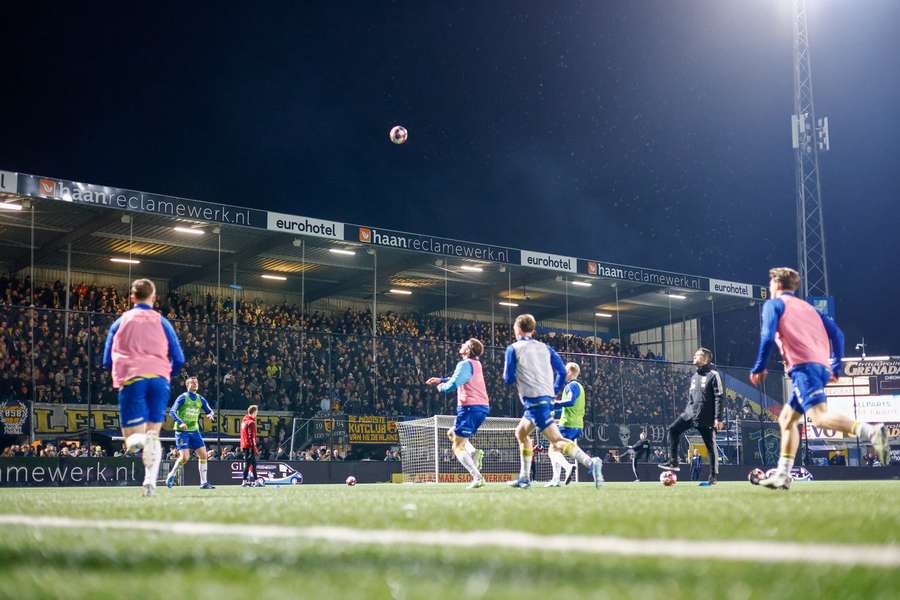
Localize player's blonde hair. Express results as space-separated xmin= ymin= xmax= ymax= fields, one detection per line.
xmin=768 ymin=267 xmax=801 ymax=292
xmin=514 ymin=314 xmax=536 ymax=334
xmin=566 ymin=362 xmax=580 ymax=377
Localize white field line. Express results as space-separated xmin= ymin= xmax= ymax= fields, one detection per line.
xmin=0 ymin=514 xmax=898 ymax=568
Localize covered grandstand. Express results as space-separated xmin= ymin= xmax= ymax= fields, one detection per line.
xmin=0 ymin=169 xmax=786 ymax=463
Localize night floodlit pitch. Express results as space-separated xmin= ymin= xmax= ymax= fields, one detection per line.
xmin=1 ymin=482 xmax=899 ymax=599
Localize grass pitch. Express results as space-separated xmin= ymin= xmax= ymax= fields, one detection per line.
xmin=0 ymin=481 xmax=898 ymax=599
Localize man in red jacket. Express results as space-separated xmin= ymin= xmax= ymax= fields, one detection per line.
xmin=240 ymin=405 xmax=259 ymax=486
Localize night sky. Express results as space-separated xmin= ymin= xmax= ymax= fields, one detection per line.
xmin=2 ymin=1 xmax=898 ymax=354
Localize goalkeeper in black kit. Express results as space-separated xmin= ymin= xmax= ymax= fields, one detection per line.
xmin=628 ymin=431 xmax=653 ymax=482
xmin=659 ymin=347 xmax=725 ymax=486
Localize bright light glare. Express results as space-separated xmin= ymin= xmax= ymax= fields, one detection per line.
xmin=110 ymin=258 xmax=140 ymax=264
xmin=595 ymin=312 xmax=614 ymax=318
xmin=460 ymin=265 xmax=483 ymax=272
xmin=329 ymin=248 xmax=356 ymax=256
xmin=173 ymin=227 xmax=204 ymax=235
xmin=389 ymin=289 xmax=412 ymax=295
xmin=498 ymin=301 xmax=519 ymax=307
xmin=667 ymin=294 xmax=687 ymax=300
xmin=261 ymin=274 xmax=287 ymax=281
xmin=0 ymin=202 xmax=23 ymax=211
xmin=571 ymin=281 xmax=592 ymax=287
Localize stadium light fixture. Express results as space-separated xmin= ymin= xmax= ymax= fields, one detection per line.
xmin=595 ymin=312 xmax=614 ymax=318
xmin=389 ymin=289 xmax=412 ymax=295
xmin=498 ymin=301 xmax=519 ymax=307
xmin=173 ymin=226 xmax=204 ymax=235
xmin=666 ymin=293 xmax=687 ymax=300
xmin=0 ymin=202 xmax=23 ymax=211
xmin=460 ymin=265 xmax=483 ymax=272
xmin=261 ymin=274 xmax=287 ymax=281
xmin=329 ymin=248 xmax=356 ymax=256
xmin=571 ymin=281 xmax=592 ymax=287
xmin=109 ymin=257 xmax=141 ymax=265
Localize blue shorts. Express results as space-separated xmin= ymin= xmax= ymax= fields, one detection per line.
xmin=118 ymin=377 xmax=170 ymax=428
xmin=558 ymin=427 xmax=582 ymax=441
xmin=522 ymin=400 xmax=556 ymax=431
xmin=175 ymin=430 xmax=206 ymax=451
xmin=788 ymin=363 xmax=831 ymax=414
xmin=453 ymin=405 xmax=489 ymax=438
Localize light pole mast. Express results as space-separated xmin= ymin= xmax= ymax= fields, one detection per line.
xmin=791 ymin=0 xmax=831 ymax=299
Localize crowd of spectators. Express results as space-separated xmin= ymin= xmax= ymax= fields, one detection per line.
xmin=1 ymin=441 xmax=105 ymax=458
xmin=1 ymin=275 xmax=693 ymax=425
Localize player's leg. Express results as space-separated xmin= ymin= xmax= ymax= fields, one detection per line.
xmin=166 ymin=445 xmax=190 ymax=488
xmin=661 ymin=416 xmax=692 ymax=471
xmin=509 ymin=416 xmax=535 ymax=488
xmin=242 ymin=448 xmax=253 ymax=484
xmin=546 ymin=445 xmax=566 ymax=487
xmin=631 ymin=449 xmax=640 ymax=482
xmin=759 ymin=397 xmax=803 ymax=490
xmin=195 ymin=444 xmax=213 ymax=489
xmin=450 ymin=407 xmax=486 ymax=487
xmin=140 ymin=378 xmax=168 ymax=495
xmin=697 ymin=426 xmax=718 ymax=486
xmin=545 ymin=423 xmax=603 ymax=487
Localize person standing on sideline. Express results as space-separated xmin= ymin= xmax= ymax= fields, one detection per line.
xmin=240 ymin=405 xmax=260 ymax=486
xmin=690 ymin=449 xmax=702 ymax=481
xmin=659 ymin=347 xmax=725 ymax=487
xmin=628 ymin=430 xmax=653 ymax=482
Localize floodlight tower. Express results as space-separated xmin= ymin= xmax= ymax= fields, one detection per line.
xmin=791 ymin=0 xmax=831 ymax=299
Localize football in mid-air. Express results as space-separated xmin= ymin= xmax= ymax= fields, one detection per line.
xmin=659 ymin=470 xmax=677 ymax=487
xmin=389 ymin=125 xmax=408 ymax=144
xmin=748 ymin=468 xmax=766 ymax=485
xmin=346 ymin=475 xmax=357 ymax=486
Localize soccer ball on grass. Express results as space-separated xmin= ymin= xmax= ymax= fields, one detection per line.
xmin=346 ymin=475 xmax=357 ymax=486
xmin=659 ymin=470 xmax=677 ymax=487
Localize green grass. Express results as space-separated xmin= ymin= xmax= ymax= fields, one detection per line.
xmin=1 ymin=481 xmax=899 ymax=599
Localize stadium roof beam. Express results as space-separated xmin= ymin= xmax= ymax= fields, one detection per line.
xmin=167 ymin=234 xmax=291 ymax=289
xmin=534 ymin=284 xmax=663 ymax=322
xmin=11 ymin=209 xmax=121 ymax=273
xmin=304 ymin=252 xmax=430 ymax=303
xmin=413 ymin=268 xmax=555 ymax=316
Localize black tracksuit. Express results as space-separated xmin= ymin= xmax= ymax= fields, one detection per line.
xmin=668 ymin=363 xmax=725 ymax=479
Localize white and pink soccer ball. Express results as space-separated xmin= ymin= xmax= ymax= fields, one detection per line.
xmin=659 ymin=470 xmax=677 ymax=487
xmin=346 ymin=475 xmax=357 ymax=486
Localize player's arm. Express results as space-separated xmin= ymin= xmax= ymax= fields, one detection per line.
xmin=437 ymin=360 xmax=473 ymax=394
xmin=750 ymin=298 xmax=784 ymax=381
xmin=819 ymin=314 xmax=845 ymax=378
xmin=548 ymin=346 xmax=567 ymax=395
xmin=502 ymin=345 xmax=517 ymax=385
xmin=554 ymin=382 xmax=578 ymax=407
xmin=160 ymin=316 xmax=186 ymax=375
xmin=200 ymin=395 xmax=215 ymax=420
xmin=170 ymin=395 xmax=187 ymax=430
xmin=101 ymin=316 xmax=123 ymax=370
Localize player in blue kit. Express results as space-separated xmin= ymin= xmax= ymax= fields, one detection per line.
xmin=165 ymin=376 xmax=216 ymax=489
xmin=503 ymin=314 xmax=603 ymax=489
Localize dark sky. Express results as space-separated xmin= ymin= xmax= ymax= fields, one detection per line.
xmin=2 ymin=1 xmax=898 ymax=354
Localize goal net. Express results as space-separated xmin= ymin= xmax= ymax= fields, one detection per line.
xmin=396 ymin=415 xmax=578 ymax=483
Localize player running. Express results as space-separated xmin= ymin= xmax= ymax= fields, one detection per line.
xmin=165 ymin=376 xmax=216 ymax=490
xmin=240 ymin=405 xmax=260 ymax=486
xmin=426 ymin=338 xmax=490 ymax=488
xmin=545 ymin=362 xmax=584 ymax=487
xmin=750 ymin=267 xmax=890 ymax=490
xmin=503 ymin=314 xmax=603 ymax=489
xmin=103 ymin=278 xmax=185 ymax=497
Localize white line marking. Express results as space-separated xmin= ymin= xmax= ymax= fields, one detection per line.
xmin=0 ymin=514 xmax=897 ymax=568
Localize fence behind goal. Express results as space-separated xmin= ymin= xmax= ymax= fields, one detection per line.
xmin=397 ymin=416 xmax=577 ymax=483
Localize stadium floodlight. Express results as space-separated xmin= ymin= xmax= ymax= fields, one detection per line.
xmin=460 ymin=265 xmax=483 ymax=272
xmin=173 ymin=226 xmax=204 ymax=235
xmin=595 ymin=312 xmax=613 ymax=318
xmin=329 ymin=248 xmax=356 ymax=256
xmin=571 ymin=281 xmax=592 ymax=287
xmin=389 ymin=288 xmax=412 ymax=295
xmin=261 ymin=274 xmax=287 ymax=281
xmin=498 ymin=301 xmax=519 ymax=307
xmin=666 ymin=293 xmax=687 ymax=300
xmin=0 ymin=201 xmax=23 ymax=211
xmin=110 ymin=257 xmax=140 ymax=264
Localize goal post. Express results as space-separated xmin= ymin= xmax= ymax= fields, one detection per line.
xmin=396 ymin=415 xmax=578 ymax=483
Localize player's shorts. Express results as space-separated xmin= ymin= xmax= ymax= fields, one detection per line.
xmin=558 ymin=427 xmax=582 ymax=441
xmin=788 ymin=363 xmax=831 ymax=413
xmin=522 ymin=399 xmax=556 ymax=431
xmin=118 ymin=376 xmax=170 ymax=427
xmin=453 ymin=405 xmax=489 ymax=438
xmin=175 ymin=430 xmax=205 ymax=451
